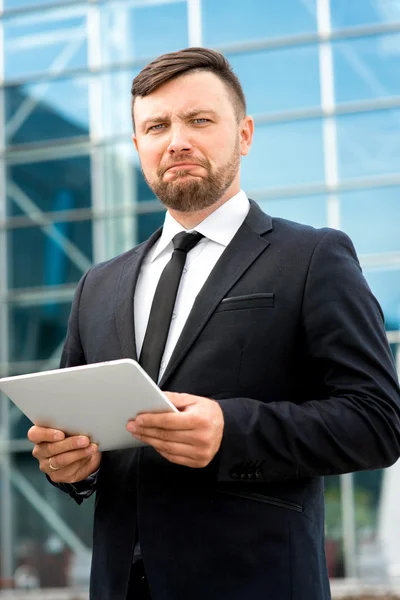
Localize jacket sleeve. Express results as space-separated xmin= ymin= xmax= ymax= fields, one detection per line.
xmin=217 ymin=229 xmax=400 ymax=483
xmin=47 ymin=270 xmax=98 ymax=505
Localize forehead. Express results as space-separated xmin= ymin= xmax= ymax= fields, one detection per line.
xmin=133 ymin=70 xmax=235 ymax=124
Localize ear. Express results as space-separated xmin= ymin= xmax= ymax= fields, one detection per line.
xmin=132 ymin=133 xmax=138 ymax=152
xmin=240 ymin=116 xmax=254 ymax=157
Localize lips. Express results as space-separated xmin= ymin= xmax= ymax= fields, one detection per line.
xmin=166 ymin=163 xmax=200 ymax=170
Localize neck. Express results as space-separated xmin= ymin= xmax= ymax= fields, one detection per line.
xmin=168 ymin=184 xmax=241 ymax=230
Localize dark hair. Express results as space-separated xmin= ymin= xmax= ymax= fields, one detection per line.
xmin=131 ymin=47 xmax=246 ymax=128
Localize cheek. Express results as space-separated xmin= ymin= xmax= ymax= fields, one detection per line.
xmin=207 ymin=128 xmax=238 ymax=156
xmin=138 ymin=145 xmax=162 ymax=176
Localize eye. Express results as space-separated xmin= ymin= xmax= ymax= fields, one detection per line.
xmin=193 ymin=118 xmax=210 ymax=124
xmin=148 ymin=123 xmax=167 ymax=132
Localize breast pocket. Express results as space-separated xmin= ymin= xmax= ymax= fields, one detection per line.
xmin=215 ymin=293 xmax=274 ymax=312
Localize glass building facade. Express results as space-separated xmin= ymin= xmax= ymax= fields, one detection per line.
xmin=0 ymin=0 xmax=399 ymax=590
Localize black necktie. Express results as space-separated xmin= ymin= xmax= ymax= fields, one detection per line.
xmin=139 ymin=231 xmax=204 ymax=382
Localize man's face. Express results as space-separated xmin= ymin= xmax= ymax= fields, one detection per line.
xmin=132 ymin=71 xmax=253 ymax=212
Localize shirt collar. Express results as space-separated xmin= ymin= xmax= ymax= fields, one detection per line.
xmin=150 ymin=190 xmax=250 ymax=262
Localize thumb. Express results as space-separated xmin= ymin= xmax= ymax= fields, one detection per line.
xmin=164 ymin=392 xmax=198 ymax=410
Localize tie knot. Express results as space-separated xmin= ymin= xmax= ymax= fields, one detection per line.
xmin=172 ymin=231 xmax=204 ymax=254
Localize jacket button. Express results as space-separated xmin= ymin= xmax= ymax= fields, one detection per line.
xmin=255 ymin=470 xmax=263 ymax=480
xmin=230 ymin=471 xmax=238 ymax=479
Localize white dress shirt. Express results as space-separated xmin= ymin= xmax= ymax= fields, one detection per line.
xmin=134 ymin=190 xmax=250 ymax=382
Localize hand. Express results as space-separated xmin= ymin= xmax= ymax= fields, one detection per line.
xmin=126 ymin=392 xmax=224 ymax=468
xmin=28 ymin=426 xmax=102 ymax=484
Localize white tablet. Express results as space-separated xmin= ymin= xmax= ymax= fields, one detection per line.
xmin=0 ymin=358 xmax=178 ymax=451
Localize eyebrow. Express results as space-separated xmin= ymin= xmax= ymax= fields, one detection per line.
xmin=141 ymin=109 xmax=219 ymax=130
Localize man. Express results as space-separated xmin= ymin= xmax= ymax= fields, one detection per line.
xmin=28 ymin=48 xmax=400 ymax=600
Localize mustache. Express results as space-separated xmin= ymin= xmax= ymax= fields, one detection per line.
xmin=157 ymin=156 xmax=210 ymax=177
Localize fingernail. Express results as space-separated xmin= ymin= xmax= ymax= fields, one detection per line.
xmin=77 ymin=437 xmax=88 ymax=447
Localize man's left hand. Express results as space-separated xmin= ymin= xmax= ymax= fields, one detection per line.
xmin=126 ymin=392 xmax=224 ymax=468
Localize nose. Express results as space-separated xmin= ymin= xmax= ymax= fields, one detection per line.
xmin=166 ymin=124 xmax=193 ymax=155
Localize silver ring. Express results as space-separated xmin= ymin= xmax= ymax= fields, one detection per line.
xmin=48 ymin=458 xmax=60 ymax=471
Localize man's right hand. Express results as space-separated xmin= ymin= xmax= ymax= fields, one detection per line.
xmin=28 ymin=426 xmax=102 ymax=484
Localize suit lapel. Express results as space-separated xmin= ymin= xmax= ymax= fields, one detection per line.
xmin=159 ymin=201 xmax=273 ymax=388
xmin=115 ymin=228 xmax=162 ymax=360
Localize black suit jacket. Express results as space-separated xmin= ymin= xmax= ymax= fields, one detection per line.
xmin=57 ymin=200 xmax=400 ymax=600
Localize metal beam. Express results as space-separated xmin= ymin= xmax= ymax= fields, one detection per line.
xmin=360 ymin=252 xmax=400 ymax=271
xmin=317 ymin=0 xmax=341 ymax=231
xmin=1 ymin=170 xmax=400 ymax=233
xmin=317 ymin=0 xmax=358 ymax=580
xmin=340 ymin=472 xmax=358 ymax=579
xmin=2 ymin=93 xmax=400 ymax=165
xmin=1 ymin=283 xmax=76 ymax=305
xmin=187 ymin=0 xmax=202 ymax=47
xmin=1 ymin=18 xmax=400 ymax=90
xmin=387 ymin=331 xmax=400 ymax=345
xmin=0 ymin=0 xmax=14 ymax=580
xmin=249 ymin=172 xmax=400 ymax=201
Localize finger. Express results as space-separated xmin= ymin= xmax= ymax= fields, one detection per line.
xmin=130 ymin=426 xmax=197 ymax=445
xmin=48 ymin=456 xmax=92 ymax=483
xmin=47 ymin=452 xmax=101 ymax=484
xmin=35 ymin=435 xmax=91 ymax=460
xmin=45 ymin=444 xmax=98 ymax=471
xmin=164 ymin=392 xmax=198 ymax=409
xmin=73 ymin=454 xmax=101 ymax=482
xmin=28 ymin=426 xmax=65 ymax=444
xmin=133 ymin=411 xmax=192 ymax=430
xmin=138 ymin=434 xmax=198 ymax=460
xmin=158 ymin=451 xmax=205 ymax=468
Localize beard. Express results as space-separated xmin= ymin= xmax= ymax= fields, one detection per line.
xmin=142 ymin=143 xmax=241 ymax=213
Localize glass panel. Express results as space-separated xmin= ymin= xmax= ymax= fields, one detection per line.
xmin=228 ymin=45 xmax=320 ymax=115
xmin=8 ymin=301 xmax=72 ymax=364
xmin=7 ymin=155 xmax=91 ymax=216
xmin=331 ymin=0 xmax=400 ymax=29
xmin=100 ymin=70 xmax=138 ymax=139
xmin=202 ymin=0 xmax=317 ymax=46
xmin=3 ymin=0 xmax=65 ymax=10
xmin=138 ymin=211 xmax=165 ymax=243
xmin=7 ymin=301 xmax=73 ymax=440
xmin=100 ymin=0 xmax=188 ymax=66
xmin=333 ymin=34 xmax=400 ymax=104
xmin=259 ymin=195 xmax=327 ymax=228
xmin=243 ymin=119 xmax=324 ymax=190
xmin=96 ymin=212 xmax=165 ymax=260
xmin=3 ymin=6 xmax=88 ymax=81
xmin=340 ymin=187 xmax=400 ymax=255
xmin=336 ymin=109 xmax=400 ymax=180
xmin=96 ymin=142 xmax=159 ymax=259
xmin=102 ymin=141 xmax=157 ymax=206
xmin=7 ymin=453 xmax=93 ymax=587
xmin=7 ymin=220 xmax=92 ymax=289
xmin=363 ymin=269 xmax=400 ymax=329
xmin=353 ymin=469 xmax=386 ymax=581
xmin=324 ymin=475 xmax=345 ymax=578
xmin=6 ymin=69 xmax=136 ymax=146
xmin=5 ymin=76 xmax=89 ymax=147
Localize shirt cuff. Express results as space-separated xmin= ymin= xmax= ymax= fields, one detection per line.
xmin=69 ymin=469 xmax=99 ymax=495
